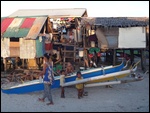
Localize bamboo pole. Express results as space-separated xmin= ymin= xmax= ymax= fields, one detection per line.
xmin=85 ymin=77 xmax=143 ymax=87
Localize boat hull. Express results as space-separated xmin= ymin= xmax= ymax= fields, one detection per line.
xmin=1 ymin=62 xmax=125 ymax=94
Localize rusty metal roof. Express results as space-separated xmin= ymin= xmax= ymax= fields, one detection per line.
xmin=25 ymin=17 xmax=47 ymax=39
xmin=9 ymin=8 xmax=87 ymax=17
xmin=1 ymin=17 xmax=47 ymax=39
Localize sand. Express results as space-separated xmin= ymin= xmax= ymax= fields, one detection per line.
xmin=1 ymin=68 xmax=149 ymax=112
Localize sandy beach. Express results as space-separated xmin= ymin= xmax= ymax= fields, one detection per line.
xmin=1 ymin=67 xmax=149 ymax=112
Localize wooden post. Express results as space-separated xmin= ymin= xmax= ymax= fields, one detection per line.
xmin=63 ymin=46 xmax=66 ymax=69
xmin=76 ymin=26 xmax=78 ymax=43
xmin=143 ymin=49 xmax=147 ymax=71
xmin=141 ymin=49 xmax=146 ymax=72
xmin=22 ymin=59 xmax=24 ymax=69
xmin=113 ymin=49 xmax=116 ymax=66
xmin=123 ymin=49 xmax=125 ymax=58
xmin=3 ymin=58 xmax=7 ymax=72
xmin=73 ymin=42 xmax=76 ymax=62
xmin=130 ymin=49 xmax=134 ymax=65
xmin=83 ymin=28 xmax=86 ymax=48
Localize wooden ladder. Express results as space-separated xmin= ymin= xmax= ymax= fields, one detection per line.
xmin=62 ymin=42 xmax=78 ymax=69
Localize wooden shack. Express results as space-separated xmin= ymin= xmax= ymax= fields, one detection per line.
xmin=80 ymin=17 xmax=149 ymax=71
xmin=1 ymin=8 xmax=88 ymax=71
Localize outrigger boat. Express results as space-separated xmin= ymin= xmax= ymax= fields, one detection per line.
xmin=1 ymin=60 xmax=142 ymax=94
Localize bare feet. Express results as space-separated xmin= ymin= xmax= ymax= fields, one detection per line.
xmin=38 ymin=98 xmax=44 ymax=102
xmin=61 ymin=95 xmax=65 ymax=98
xmin=106 ymin=85 xmax=113 ymax=88
xmin=47 ymin=102 xmax=54 ymax=105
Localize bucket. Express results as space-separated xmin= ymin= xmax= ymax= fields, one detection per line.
xmin=91 ymin=41 xmax=95 ymax=47
xmin=79 ymin=48 xmax=83 ymax=57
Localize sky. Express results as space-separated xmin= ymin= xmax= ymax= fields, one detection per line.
xmin=1 ymin=1 xmax=149 ymax=17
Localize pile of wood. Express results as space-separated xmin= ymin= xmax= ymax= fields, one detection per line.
xmin=2 ymin=69 xmax=41 ymax=83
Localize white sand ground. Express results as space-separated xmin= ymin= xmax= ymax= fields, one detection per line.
xmin=1 ymin=68 xmax=149 ymax=112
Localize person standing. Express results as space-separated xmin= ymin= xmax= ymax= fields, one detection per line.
xmin=75 ymin=71 xmax=84 ymax=99
xmin=38 ymin=53 xmax=54 ymax=105
xmin=15 ymin=57 xmax=22 ymax=69
xmin=60 ymin=70 xmax=66 ymax=98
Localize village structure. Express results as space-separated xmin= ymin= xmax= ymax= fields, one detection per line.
xmin=1 ymin=8 xmax=149 ymax=82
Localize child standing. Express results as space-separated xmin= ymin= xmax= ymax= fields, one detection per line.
xmin=60 ymin=70 xmax=66 ymax=98
xmin=75 ymin=71 xmax=84 ymax=99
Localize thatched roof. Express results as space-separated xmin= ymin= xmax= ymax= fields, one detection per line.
xmin=81 ymin=17 xmax=149 ymax=27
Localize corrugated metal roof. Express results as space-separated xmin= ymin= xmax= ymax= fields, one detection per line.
xmin=20 ymin=18 xmax=36 ymax=28
xmin=3 ymin=18 xmax=24 ymax=37
xmin=15 ymin=18 xmax=36 ymax=37
xmin=1 ymin=18 xmax=14 ymax=33
xmin=1 ymin=17 xmax=7 ymax=22
xmin=1 ymin=17 xmax=46 ymax=38
xmin=81 ymin=17 xmax=148 ymax=27
xmin=16 ymin=29 xmax=30 ymax=37
xmin=25 ymin=17 xmax=47 ymax=39
xmin=9 ymin=8 xmax=87 ymax=17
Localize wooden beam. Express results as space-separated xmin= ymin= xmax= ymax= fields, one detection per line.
xmin=141 ymin=49 xmax=146 ymax=72
xmin=63 ymin=46 xmax=66 ymax=69
xmin=130 ymin=49 xmax=134 ymax=65
xmin=83 ymin=28 xmax=86 ymax=48
xmin=3 ymin=58 xmax=7 ymax=72
xmin=113 ymin=49 xmax=116 ymax=66
xmin=22 ymin=59 xmax=24 ymax=69
xmin=47 ymin=17 xmax=53 ymax=33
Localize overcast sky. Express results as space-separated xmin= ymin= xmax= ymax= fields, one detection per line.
xmin=1 ymin=1 xmax=149 ymax=17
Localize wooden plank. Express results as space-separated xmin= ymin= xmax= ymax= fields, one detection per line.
xmin=62 ymin=44 xmax=76 ymax=47
xmin=10 ymin=42 xmax=20 ymax=47
xmin=28 ymin=58 xmax=38 ymax=69
xmin=62 ymin=50 xmax=75 ymax=53
xmin=65 ymin=56 xmax=74 ymax=58
xmin=10 ymin=47 xmax=20 ymax=57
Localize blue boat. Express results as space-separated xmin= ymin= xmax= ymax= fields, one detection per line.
xmin=1 ymin=61 xmax=125 ymax=94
